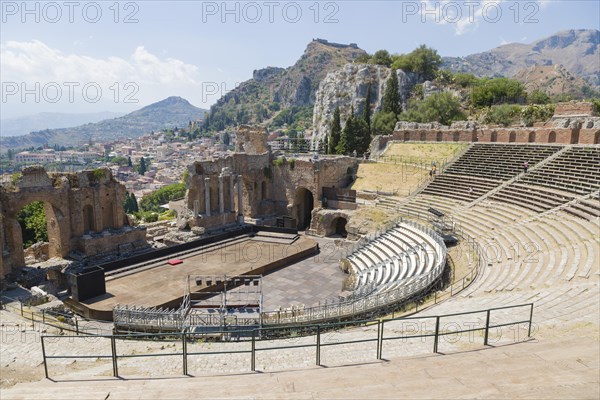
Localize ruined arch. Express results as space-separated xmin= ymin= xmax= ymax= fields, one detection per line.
xmin=570 ymin=130 xmax=580 ymax=144
xmin=453 ymin=132 xmax=460 ymax=142
xmin=294 ymin=187 xmax=314 ymax=231
xmin=261 ymin=181 xmax=267 ymax=201
xmin=548 ymin=131 xmax=557 ymax=143
xmin=403 ymin=131 xmax=410 ymax=142
xmin=329 ymin=216 xmax=348 ymax=238
xmin=528 ymin=131 xmax=536 ymax=143
xmin=102 ymin=201 xmax=115 ymax=230
xmin=5 ymin=198 xmax=70 ymax=268
xmin=509 ymin=131 xmax=516 ymax=143
xmin=420 ymin=131 xmax=426 ymax=141
xmin=490 ymin=131 xmax=498 ymax=142
xmin=83 ymin=204 xmax=95 ymax=233
xmin=436 ymin=131 xmax=443 ymax=142
xmin=594 ymin=131 xmax=600 ymax=144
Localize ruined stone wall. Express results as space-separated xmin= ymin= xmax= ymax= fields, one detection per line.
xmin=185 ymin=150 xmax=358 ymax=231
xmin=0 ymin=167 xmax=146 ymax=278
xmin=374 ymin=123 xmax=600 ymax=152
xmin=554 ymin=101 xmax=596 ymax=116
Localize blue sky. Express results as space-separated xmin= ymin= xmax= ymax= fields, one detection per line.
xmin=1 ymin=0 xmax=599 ymax=118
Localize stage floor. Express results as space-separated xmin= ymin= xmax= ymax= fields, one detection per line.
xmin=81 ymin=235 xmax=317 ymax=315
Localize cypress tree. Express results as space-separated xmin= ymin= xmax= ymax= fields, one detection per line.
xmin=328 ymin=106 xmax=342 ymax=155
xmin=337 ymin=106 xmax=357 ymax=155
xmin=363 ymin=83 xmax=372 ymax=129
xmin=383 ymin=70 xmax=401 ymax=116
xmin=138 ymin=157 xmax=147 ymax=175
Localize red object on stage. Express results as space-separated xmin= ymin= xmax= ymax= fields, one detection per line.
xmin=168 ymin=259 xmax=183 ymax=265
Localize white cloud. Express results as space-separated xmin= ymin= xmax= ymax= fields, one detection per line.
xmin=416 ymin=0 xmax=550 ymax=36
xmin=0 ymin=40 xmax=202 ymax=115
xmin=1 ymin=40 xmax=199 ymax=88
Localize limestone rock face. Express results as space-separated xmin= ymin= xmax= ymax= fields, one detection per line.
xmin=312 ymin=64 xmax=417 ymax=146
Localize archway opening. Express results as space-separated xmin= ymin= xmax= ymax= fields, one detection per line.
xmin=490 ymin=131 xmax=498 ymax=142
xmin=329 ymin=217 xmax=348 ymax=238
xmin=528 ymin=131 xmax=536 ymax=143
xmin=509 ymin=131 xmax=516 ymax=143
xmin=261 ymin=181 xmax=267 ymax=201
xmin=294 ymin=188 xmax=314 ymax=231
xmin=15 ymin=201 xmax=63 ymax=264
xmin=102 ymin=201 xmax=115 ymax=230
xmin=83 ymin=204 xmax=95 ymax=233
xmin=595 ymin=131 xmax=600 ymax=145
xmin=570 ymin=130 xmax=580 ymax=144
xmin=549 ymin=131 xmax=556 ymax=143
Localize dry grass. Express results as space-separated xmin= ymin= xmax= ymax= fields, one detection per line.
xmin=352 ymin=162 xmax=429 ymax=195
xmin=382 ymin=142 xmax=469 ymax=164
xmin=349 ymin=205 xmax=401 ymax=234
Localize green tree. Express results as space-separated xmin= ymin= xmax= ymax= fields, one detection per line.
xmin=528 ymin=90 xmax=550 ymax=105
xmin=372 ymin=111 xmax=398 ymax=136
xmin=337 ymin=107 xmax=358 ymax=155
xmin=328 ymin=106 xmax=342 ymax=154
xmin=392 ymin=45 xmax=442 ymax=81
xmin=354 ymin=117 xmax=371 ymax=155
xmin=111 ymin=156 xmax=128 ymax=166
xmin=355 ymin=53 xmax=371 ymax=64
xmin=484 ymin=104 xmax=522 ymax=127
xmin=370 ymin=50 xmax=392 ymax=67
xmin=400 ymin=92 xmax=465 ymax=126
xmin=17 ymin=201 xmax=48 ymax=247
xmin=138 ymin=157 xmax=147 ymax=175
xmin=383 ymin=71 xmax=401 ymax=116
xmin=123 ymin=192 xmax=139 ymax=213
xmin=363 ymin=83 xmax=372 ymax=129
xmin=470 ymin=77 xmax=526 ymax=107
xmin=223 ymin=131 xmax=231 ymax=146
xmin=139 ymin=183 xmax=187 ymax=213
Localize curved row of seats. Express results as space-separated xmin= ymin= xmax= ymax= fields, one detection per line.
xmin=346 ymin=223 xmax=446 ymax=296
xmin=418 ymin=144 xmax=600 ymax=220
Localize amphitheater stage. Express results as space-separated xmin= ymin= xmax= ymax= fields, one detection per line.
xmin=67 ymin=232 xmax=318 ymax=321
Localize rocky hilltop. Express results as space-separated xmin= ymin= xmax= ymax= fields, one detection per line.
xmin=206 ymin=39 xmax=367 ymax=130
xmin=312 ymin=64 xmax=417 ymax=145
xmin=443 ymin=29 xmax=599 ymax=87
xmin=512 ymin=64 xmax=590 ymax=98
xmin=1 ymin=97 xmax=207 ymax=149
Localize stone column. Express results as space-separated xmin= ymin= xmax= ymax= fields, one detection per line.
xmin=229 ymin=175 xmax=235 ymax=212
xmin=237 ymin=175 xmax=243 ymax=223
xmin=204 ymin=178 xmax=211 ymax=217
xmin=218 ymin=175 xmax=224 ymax=214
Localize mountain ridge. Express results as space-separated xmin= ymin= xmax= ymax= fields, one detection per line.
xmin=442 ymin=29 xmax=599 ymax=87
xmin=1 ymin=96 xmax=207 ymax=150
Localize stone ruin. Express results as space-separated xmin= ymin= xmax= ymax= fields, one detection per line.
xmin=0 ymin=167 xmax=147 ymax=278
xmin=183 ymin=126 xmax=358 ymax=233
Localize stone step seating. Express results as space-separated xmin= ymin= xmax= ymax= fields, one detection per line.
xmin=347 ymin=224 xmax=443 ymax=294
xmin=420 ymin=175 xmax=501 ymax=201
xmin=443 ymin=143 xmax=562 ymax=181
xmin=518 ymin=147 xmax=600 ymax=196
xmin=445 ymin=207 xmax=598 ymax=297
xmin=406 ymin=196 xmax=598 ymax=297
xmin=490 ymin=183 xmax=575 ymax=213
xmin=565 ymin=197 xmax=600 ymax=220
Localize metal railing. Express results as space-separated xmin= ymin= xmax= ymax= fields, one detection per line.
xmin=39 ymin=302 xmax=534 ymax=379
xmin=1 ymin=296 xmax=110 ymax=335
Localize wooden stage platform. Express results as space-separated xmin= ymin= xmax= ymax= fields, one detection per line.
xmin=69 ymin=235 xmax=318 ymax=320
